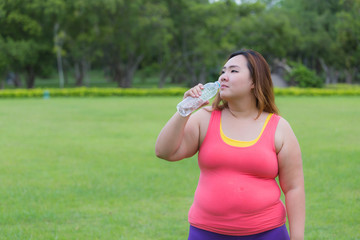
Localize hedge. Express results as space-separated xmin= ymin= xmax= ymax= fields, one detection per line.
xmin=0 ymin=87 xmax=186 ymax=98
xmin=274 ymin=87 xmax=360 ymax=96
xmin=0 ymin=87 xmax=359 ymax=98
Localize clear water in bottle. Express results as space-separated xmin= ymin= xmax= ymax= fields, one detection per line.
xmin=177 ymin=81 xmax=220 ymax=117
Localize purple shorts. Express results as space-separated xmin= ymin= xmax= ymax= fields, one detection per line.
xmin=188 ymin=225 xmax=290 ymax=240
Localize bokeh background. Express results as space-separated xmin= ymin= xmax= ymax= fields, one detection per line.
xmin=0 ymin=0 xmax=359 ymax=239
xmin=1 ymin=0 xmax=359 ymax=89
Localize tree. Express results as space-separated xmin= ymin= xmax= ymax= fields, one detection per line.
xmin=179 ymin=0 xmax=240 ymax=86
xmin=277 ymin=0 xmax=360 ymax=84
xmin=59 ymin=0 xmax=104 ymax=87
xmin=234 ymin=8 xmax=300 ymax=61
xmin=95 ymin=0 xmax=172 ymax=88
xmin=159 ymin=0 xmax=262 ymax=87
xmin=0 ymin=0 xmax=57 ymax=88
xmin=334 ymin=0 xmax=360 ymax=83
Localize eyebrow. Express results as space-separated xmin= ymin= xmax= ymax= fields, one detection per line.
xmin=222 ymin=65 xmax=240 ymax=69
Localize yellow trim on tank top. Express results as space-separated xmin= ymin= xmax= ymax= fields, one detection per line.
xmin=220 ymin=113 xmax=273 ymax=147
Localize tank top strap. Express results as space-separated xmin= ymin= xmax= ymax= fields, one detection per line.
xmin=265 ymin=114 xmax=281 ymax=136
xmin=201 ymin=110 xmax=222 ymax=148
xmin=259 ymin=114 xmax=281 ymax=151
xmin=211 ymin=110 xmax=222 ymax=126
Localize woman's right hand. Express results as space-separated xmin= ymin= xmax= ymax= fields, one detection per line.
xmin=183 ymin=83 xmax=205 ymax=99
xmin=183 ymin=83 xmax=210 ymax=106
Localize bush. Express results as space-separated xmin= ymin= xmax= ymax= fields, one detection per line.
xmin=274 ymin=87 xmax=360 ymax=96
xmin=286 ymin=63 xmax=323 ymax=88
xmin=0 ymin=87 xmax=359 ymax=98
xmin=0 ymin=87 xmax=187 ymax=98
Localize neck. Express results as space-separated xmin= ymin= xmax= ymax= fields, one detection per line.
xmin=226 ymin=95 xmax=258 ymax=119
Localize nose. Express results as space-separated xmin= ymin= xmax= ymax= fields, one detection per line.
xmin=219 ymin=73 xmax=228 ymax=82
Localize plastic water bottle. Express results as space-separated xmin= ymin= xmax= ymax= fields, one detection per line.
xmin=177 ymin=81 xmax=220 ymax=117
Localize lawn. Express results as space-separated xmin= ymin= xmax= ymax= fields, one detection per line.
xmin=0 ymin=96 xmax=359 ymax=239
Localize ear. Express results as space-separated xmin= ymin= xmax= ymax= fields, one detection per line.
xmin=251 ymin=82 xmax=255 ymax=89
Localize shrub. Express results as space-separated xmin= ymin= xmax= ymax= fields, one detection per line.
xmin=0 ymin=87 xmax=359 ymax=98
xmin=286 ymin=63 xmax=323 ymax=88
xmin=0 ymin=87 xmax=187 ymax=98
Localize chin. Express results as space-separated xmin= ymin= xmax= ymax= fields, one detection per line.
xmin=219 ymin=93 xmax=230 ymax=102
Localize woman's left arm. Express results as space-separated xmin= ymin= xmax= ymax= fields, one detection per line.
xmin=276 ymin=118 xmax=305 ymax=240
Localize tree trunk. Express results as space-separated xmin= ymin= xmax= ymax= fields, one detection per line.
xmin=113 ymin=63 xmax=122 ymax=87
xmin=13 ymin=73 xmax=22 ymax=87
xmin=345 ymin=71 xmax=352 ymax=84
xmin=54 ymin=22 xmax=65 ymax=88
xmin=0 ymin=73 xmax=4 ymax=89
xmin=319 ymin=58 xmax=341 ymax=85
xmin=56 ymin=44 xmax=64 ymax=88
xmin=158 ymin=60 xmax=183 ymax=88
xmin=26 ymin=66 xmax=35 ymax=89
xmin=183 ymin=57 xmax=199 ymax=87
xmin=63 ymin=60 xmax=69 ymax=85
xmin=158 ymin=70 xmax=168 ymax=88
xmin=344 ymin=69 xmax=355 ymax=84
xmin=75 ymin=62 xmax=84 ymax=86
xmin=75 ymin=59 xmax=91 ymax=87
xmin=273 ymin=58 xmax=292 ymax=76
xmin=189 ymin=72 xmax=197 ymax=87
xmin=116 ymin=55 xmax=144 ymax=88
xmin=157 ymin=54 xmax=183 ymax=88
xmin=329 ymin=68 xmax=339 ymax=84
xmin=83 ymin=60 xmax=90 ymax=87
xmin=198 ymin=66 xmax=207 ymax=84
xmin=333 ymin=70 xmax=339 ymax=84
xmin=319 ymin=58 xmax=330 ymax=85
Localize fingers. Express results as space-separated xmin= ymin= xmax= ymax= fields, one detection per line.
xmin=200 ymin=100 xmax=210 ymax=107
xmin=184 ymin=83 xmax=204 ymax=99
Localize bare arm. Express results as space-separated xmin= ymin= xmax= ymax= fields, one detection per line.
xmin=155 ymin=112 xmax=200 ymax=161
xmin=155 ymin=84 xmax=208 ymax=161
xmin=276 ymin=118 xmax=305 ymax=240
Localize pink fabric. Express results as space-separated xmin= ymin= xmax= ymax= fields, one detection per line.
xmin=188 ymin=110 xmax=286 ymax=236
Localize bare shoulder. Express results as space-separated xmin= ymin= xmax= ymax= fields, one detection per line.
xmin=190 ymin=106 xmax=213 ymax=123
xmin=183 ymin=106 xmax=213 ymax=133
xmin=189 ymin=106 xmax=214 ymax=144
xmin=275 ymin=116 xmax=298 ymax=153
xmin=277 ymin=116 xmax=293 ymax=133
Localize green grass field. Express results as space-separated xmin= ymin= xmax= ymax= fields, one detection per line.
xmin=0 ymin=96 xmax=359 ymax=239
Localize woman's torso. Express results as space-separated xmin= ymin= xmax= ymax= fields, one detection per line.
xmin=189 ymin=108 xmax=286 ymax=236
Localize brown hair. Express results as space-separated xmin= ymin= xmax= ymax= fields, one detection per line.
xmin=212 ymin=49 xmax=279 ymax=118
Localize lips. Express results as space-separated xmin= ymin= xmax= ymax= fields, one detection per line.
xmin=220 ymin=84 xmax=228 ymax=89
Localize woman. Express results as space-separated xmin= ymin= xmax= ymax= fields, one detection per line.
xmin=155 ymin=49 xmax=305 ymax=240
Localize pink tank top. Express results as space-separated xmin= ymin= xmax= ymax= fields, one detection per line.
xmin=188 ymin=110 xmax=286 ymax=236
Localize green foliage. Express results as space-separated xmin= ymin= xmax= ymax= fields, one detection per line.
xmin=274 ymin=87 xmax=360 ymax=96
xmin=279 ymin=0 xmax=360 ymax=83
xmin=0 ymin=87 xmax=187 ymax=98
xmin=95 ymin=0 xmax=173 ymax=87
xmin=285 ymin=62 xmax=323 ymax=88
xmin=1 ymin=0 xmax=360 ymax=87
xmin=333 ymin=1 xmax=360 ymax=76
xmin=236 ymin=10 xmax=300 ymax=59
xmin=0 ymin=0 xmax=55 ymax=87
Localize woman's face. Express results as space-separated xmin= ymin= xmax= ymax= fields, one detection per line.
xmin=219 ymin=55 xmax=254 ymax=100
